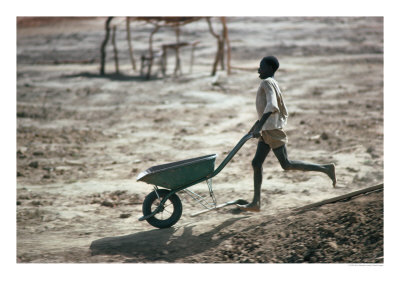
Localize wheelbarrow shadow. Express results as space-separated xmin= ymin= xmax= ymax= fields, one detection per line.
xmin=90 ymin=216 xmax=249 ymax=262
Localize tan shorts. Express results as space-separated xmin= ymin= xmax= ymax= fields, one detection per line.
xmin=259 ymin=129 xmax=288 ymax=149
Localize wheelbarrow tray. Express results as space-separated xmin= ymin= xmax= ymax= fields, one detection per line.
xmin=137 ymin=154 xmax=217 ymax=189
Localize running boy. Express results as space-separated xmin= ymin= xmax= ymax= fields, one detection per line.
xmin=238 ymin=56 xmax=336 ymax=212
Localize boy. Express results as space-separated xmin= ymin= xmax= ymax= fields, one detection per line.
xmin=238 ymin=56 xmax=336 ymax=212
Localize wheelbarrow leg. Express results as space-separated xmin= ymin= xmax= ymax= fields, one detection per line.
xmin=190 ymin=199 xmax=248 ymax=217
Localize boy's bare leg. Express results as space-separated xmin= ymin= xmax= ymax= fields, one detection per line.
xmin=273 ymin=145 xmax=336 ymax=187
xmin=238 ymin=141 xmax=271 ymax=212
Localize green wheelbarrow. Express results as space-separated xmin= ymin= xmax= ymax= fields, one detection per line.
xmin=137 ymin=122 xmax=258 ymax=228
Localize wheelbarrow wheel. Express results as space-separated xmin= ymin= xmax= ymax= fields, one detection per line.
xmin=142 ymin=189 xmax=182 ymax=229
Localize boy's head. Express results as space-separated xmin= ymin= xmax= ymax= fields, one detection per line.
xmin=258 ymin=56 xmax=279 ymax=79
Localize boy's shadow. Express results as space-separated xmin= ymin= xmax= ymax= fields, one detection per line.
xmin=90 ymin=216 xmax=248 ymax=262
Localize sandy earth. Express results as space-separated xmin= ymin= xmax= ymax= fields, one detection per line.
xmin=16 ymin=17 xmax=383 ymax=263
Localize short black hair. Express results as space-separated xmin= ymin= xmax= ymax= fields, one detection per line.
xmin=260 ymin=56 xmax=280 ymax=72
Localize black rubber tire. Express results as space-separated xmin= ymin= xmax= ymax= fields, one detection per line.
xmin=142 ymin=189 xmax=182 ymax=229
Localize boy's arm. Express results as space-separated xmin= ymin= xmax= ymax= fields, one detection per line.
xmin=251 ymin=112 xmax=272 ymax=137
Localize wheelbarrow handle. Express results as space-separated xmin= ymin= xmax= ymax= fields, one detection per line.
xmin=208 ymin=131 xmax=254 ymax=179
xmin=248 ymin=120 xmax=259 ymax=134
xmin=209 ymin=120 xmax=265 ymax=178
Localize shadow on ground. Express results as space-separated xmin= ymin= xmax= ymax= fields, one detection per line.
xmin=62 ymin=72 xmax=162 ymax=82
xmin=90 ymin=216 xmax=249 ymax=262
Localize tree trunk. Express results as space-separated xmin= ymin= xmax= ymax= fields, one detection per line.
xmin=112 ymin=25 xmax=119 ymax=74
xmin=221 ymin=17 xmax=231 ymax=75
xmin=146 ymin=25 xmax=160 ymax=79
xmin=126 ymin=17 xmax=136 ymax=71
xmin=206 ymin=17 xmax=223 ymax=76
xmin=100 ymin=17 xmax=113 ymax=76
xmin=219 ymin=18 xmax=225 ymax=71
xmin=174 ymin=26 xmax=182 ymax=76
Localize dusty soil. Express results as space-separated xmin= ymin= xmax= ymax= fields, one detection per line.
xmin=89 ymin=190 xmax=383 ymax=263
xmin=17 ymin=17 xmax=383 ymax=263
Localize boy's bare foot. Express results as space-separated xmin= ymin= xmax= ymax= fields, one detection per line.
xmin=237 ymin=203 xmax=260 ymax=212
xmin=326 ymin=163 xmax=336 ymax=187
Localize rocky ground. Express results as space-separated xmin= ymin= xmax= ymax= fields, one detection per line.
xmin=179 ymin=191 xmax=383 ymax=263
xmin=89 ymin=190 xmax=383 ymax=263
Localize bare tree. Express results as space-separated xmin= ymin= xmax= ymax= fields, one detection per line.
xmin=100 ymin=17 xmax=113 ymax=75
xmin=207 ymin=17 xmax=224 ymax=76
xmin=221 ymin=17 xmax=231 ymax=75
xmin=126 ymin=17 xmax=136 ymax=71
xmin=112 ymin=25 xmax=119 ymax=73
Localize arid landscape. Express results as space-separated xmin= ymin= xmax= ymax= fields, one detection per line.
xmin=17 ymin=17 xmax=383 ymax=263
